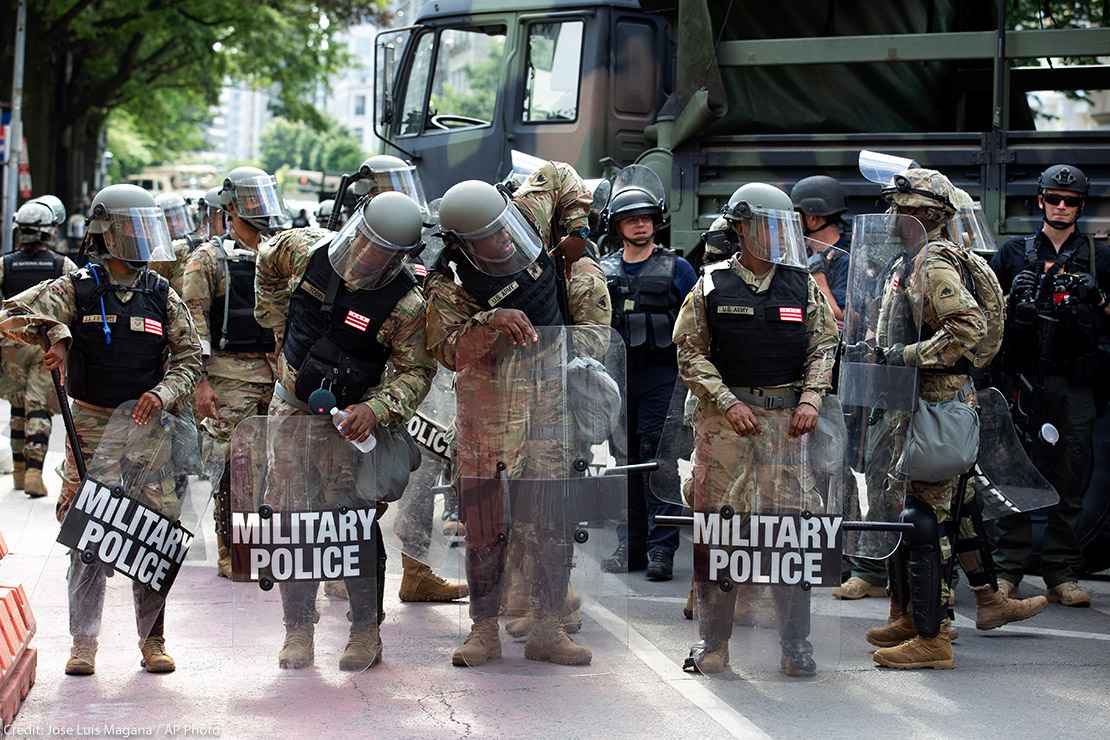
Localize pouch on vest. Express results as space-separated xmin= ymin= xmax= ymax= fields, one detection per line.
xmin=355 ymin=425 xmax=422 ymax=502
xmin=651 ymin=314 xmax=673 ymax=349
xmin=897 ymin=394 xmax=980 ymax=483
xmin=627 ymin=313 xmax=648 ymax=347
xmin=294 ymin=335 xmax=381 ymax=410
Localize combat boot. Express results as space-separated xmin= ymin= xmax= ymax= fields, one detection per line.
xmin=12 ymin=458 xmax=25 ymax=490
xmin=398 ymin=554 xmax=468 ymax=602
xmin=506 ymin=591 xmax=581 ymax=638
xmin=216 ymin=533 xmax=232 ymax=579
xmin=324 ymin=580 xmax=349 ymax=600
xmin=683 ymin=587 xmax=694 ymax=620
xmin=452 ymin=618 xmax=501 ymax=667
xmin=139 ymin=637 xmax=176 ymax=673
xmin=278 ymin=624 xmax=315 ymax=669
xmin=973 ymin=585 xmax=1048 ymax=630
xmin=64 ymin=637 xmax=97 ymax=676
xmin=683 ymin=642 xmax=728 ymax=674
xmin=832 ymin=577 xmax=886 ymax=600
xmin=339 ymin=624 xmax=383 ymax=671
xmin=524 ymin=615 xmax=591 ymax=666
xmin=872 ymin=635 xmax=955 ymax=670
xmin=23 ymin=468 xmax=47 ymax=499
xmin=781 ymin=639 xmax=817 ymax=677
xmin=866 ymin=614 xmax=916 ymax=648
xmin=1047 ymin=581 xmax=1091 ymax=607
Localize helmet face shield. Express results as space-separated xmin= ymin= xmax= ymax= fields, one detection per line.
xmin=351 ymin=164 xmax=428 ymax=215
xmin=451 ymin=202 xmax=543 ymax=277
xmin=101 ymin=207 xmax=175 ymax=263
xmin=231 ymin=175 xmax=284 ymax=219
xmin=948 ymin=205 xmax=997 ymax=252
xmin=859 ymin=149 xmax=917 ymax=186
xmin=162 ymin=202 xmax=195 ymax=239
xmin=740 ymin=207 xmax=808 ymax=269
xmin=328 ymin=211 xmax=422 ymax=290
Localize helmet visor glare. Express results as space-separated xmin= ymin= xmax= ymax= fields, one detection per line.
xmin=859 ymin=149 xmax=917 ymax=186
xmin=742 ymin=207 xmax=808 ymax=269
xmin=162 ymin=204 xmax=195 ymax=239
xmin=456 ymin=202 xmax=543 ymax=277
xmin=233 ymin=175 xmax=284 ymax=219
xmin=948 ymin=205 xmax=997 ymax=252
xmin=611 ymin=164 xmax=665 ymax=206
xmin=351 ymin=165 xmax=428 ymax=214
xmin=328 ymin=210 xmax=420 ymax=290
xmin=103 ymin=207 xmax=175 ymax=262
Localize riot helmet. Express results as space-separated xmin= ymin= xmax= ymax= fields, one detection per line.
xmin=347 ymin=155 xmax=427 ymax=214
xmin=198 ymin=185 xmax=226 ymax=239
xmin=86 ymin=184 xmax=174 ymax=264
xmin=1037 ymin=164 xmax=1087 ymax=229
xmin=880 ymin=168 xmax=957 ymax=234
xmin=439 ymin=179 xmax=543 ymax=277
xmin=155 ymin=192 xmax=195 ymax=240
xmin=328 ymin=190 xmax=424 ymax=290
xmin=790 ymin=175 xmax=847 ymax=236
xmin=315 ymin=198 xmax=335 ymax=228
xmin=13 ymin=201 xmax=55 ymax=245
xmin=27 ymin=194 xmax=66 ymax=226
xmin=218 ymin=166 xmax=286 ymax=234
xmin=720 ymin=182 xmax=807 ymax=268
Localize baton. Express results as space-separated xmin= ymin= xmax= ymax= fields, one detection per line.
xmin=41 ymin=329 xmax=87 ymax=481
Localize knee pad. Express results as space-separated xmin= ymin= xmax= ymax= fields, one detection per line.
xmin=900 ymin=496 xmax=939 ymax=550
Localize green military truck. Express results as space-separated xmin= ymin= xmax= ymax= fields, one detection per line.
xmin=372 ymin=0 xmax=1110 ymax=572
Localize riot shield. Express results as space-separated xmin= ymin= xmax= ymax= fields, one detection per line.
xmin=972 ymin=387 xmax=1059 ymax=520
xmin=679 ymin=410 xmax=841 ymax=681
xmin=230 ymin=413 xmax=383 ymax=675
xmin=838 ymin=213 xmax=928 ymax=560
xmin=13 ymin=401 xmax=220 ymax=671
xmin=447 ymin=325 xmax=628 ymax=674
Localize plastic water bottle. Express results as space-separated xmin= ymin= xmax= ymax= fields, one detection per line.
xmin=330 ymin=407 xmax=377 ymax=453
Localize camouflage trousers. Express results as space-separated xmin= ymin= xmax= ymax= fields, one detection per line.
xmin=2 ymin=343 xmax=59 ymax=471
xmin=393 ymin=447 xmax=449 ymax=559
xmin=61 ymin=401 xmax=178 ymax=639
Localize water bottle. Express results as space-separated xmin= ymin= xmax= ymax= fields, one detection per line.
xmin=330 ymin=407 xmax=377 ymax=453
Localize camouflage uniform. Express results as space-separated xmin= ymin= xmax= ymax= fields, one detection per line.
xmin=151 ymin=238 xmax=196 ymax=296
xmin=674 ymin=255 xmax=838 ymax=661
xmin=0 ymin=253 xmax=79 ymax=490
xmin=424 ymin=162 xmax=611 ymax=634
xmin=254 ymin=226 xmax=435 ymax=627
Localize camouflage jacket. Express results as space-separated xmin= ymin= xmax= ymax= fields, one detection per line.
xmin=150 ymin=237 xmax=195 ymax=296
xmin=255 ymin=227 xmax=435 ymax=427
xmin=182 ymin=237 xmax=276 ymax=384
xmin=0 ymin=265 xmax=203 ymax=410
xmin=674 ymin=256 xmax=839 ymax=413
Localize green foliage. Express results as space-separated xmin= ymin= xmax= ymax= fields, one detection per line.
xmin=429 ymin=39 xmax=505 ymax=122
xmin=259 ymin=117 xmax=365 ymax=174
xmin=106 ymin=111 xmax=153 ymax=182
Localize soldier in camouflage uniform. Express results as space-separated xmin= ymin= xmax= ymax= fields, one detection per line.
xmin=0 ymin=184 xmax=202 ymax=676
xmin=674 ymin=182 xmax=838 ymax=676
xmin=184 ymin=167 xmax=282 ymax=577
xmin=254 ymin=190 xmax=435 ymax=671
xmin=1 ymin=199 xmax=79 ymax=497
xmin=426 ymin=161 xmax=612 ymax=668
xmin=152 ymin=193 xmax=204 ymax=296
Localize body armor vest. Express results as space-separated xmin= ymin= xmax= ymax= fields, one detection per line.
xmin=706 ymin=266 xmax=809 ymax=387
xmin=453 ymin=248 xmax=565 ymax=328
xmin=209 ymin=240 xmax=275 ymax=354
xmin=68 ymin=266 xmax=170 ymax=408
xmin=2 ymin=249 xmax=64 ymax=298
xmin=283 ymin=243 xmax=415 ymax=407
xmin=600 ymin=247 xmax=679 ymax=351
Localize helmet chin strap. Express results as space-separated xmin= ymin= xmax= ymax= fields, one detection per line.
xmin=802 ymin=216 xmax=836 ymax=237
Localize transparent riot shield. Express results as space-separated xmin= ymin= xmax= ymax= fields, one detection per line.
xmin=839 ymin=213 xmax=929 ymax=560
xmin=611 ymin=164 xmax=666 ymax=207
xmin=230 ymin=413 xmax=383 ymax=676
xmin=448 ymin=325 xmax=628 ymax=674
xmin=13 ymin=401 xmax=221 ymax=672
xmin=972 ymin=387 xmax=1059 ymax=520
xmin=677 ymin=410 xmax=841 ymax=681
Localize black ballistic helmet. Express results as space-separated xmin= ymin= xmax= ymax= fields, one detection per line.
xmin=790 ymin=175 xmax=848 ymax=217
xmin=1037 ymin=164 xmax=1088 ymax=196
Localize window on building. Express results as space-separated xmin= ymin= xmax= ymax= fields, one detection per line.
xmin=354 ymin=95 xmax=367 ymax=117
xmin=523 ymin=21 xmax=584 ymax=123
xmin=427 ymin=26 xmax=506 ymax=130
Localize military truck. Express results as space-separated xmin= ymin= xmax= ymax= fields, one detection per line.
xmin=373 ymin=0 xmax=1110 ymax=572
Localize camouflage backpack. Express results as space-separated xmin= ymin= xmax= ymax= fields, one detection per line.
xmin=932 ymin=241 xmax=1005 ymax=368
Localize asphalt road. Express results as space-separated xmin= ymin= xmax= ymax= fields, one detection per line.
xmin=2 ymin=420 xmax=1108 ymax=740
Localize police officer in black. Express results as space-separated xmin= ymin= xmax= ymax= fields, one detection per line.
xmin=790 ymin=175 xmax=851 ymax=323
xmin=990 ymin=164 xmax=1109 ymax=608
xmin=599 ymin=173 xmax=696 ymax=580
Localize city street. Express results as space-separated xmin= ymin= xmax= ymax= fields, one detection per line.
xmin=2 ymin=422 xmax=1109 ymax=739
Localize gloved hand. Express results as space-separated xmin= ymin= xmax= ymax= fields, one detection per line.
xmin=877 ymin=343 xmax=906 ymax=366
xmin=1011 ymin=269 xmax=1040 ymax=299
xmin=1073 ymin=272 xmax=1105 ymax=306
xmin=842 ymin=340 xmax=877 ymax=363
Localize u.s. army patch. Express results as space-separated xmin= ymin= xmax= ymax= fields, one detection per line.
xmin=488 ymin=281 xmax=519 ymax=307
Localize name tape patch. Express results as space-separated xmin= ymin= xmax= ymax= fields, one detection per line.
xmin=717 ymin=305 xmax=754 ymax=316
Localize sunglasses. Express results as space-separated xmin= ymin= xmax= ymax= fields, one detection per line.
xmin=1043 ymin=193 xmax=1084 ymax=208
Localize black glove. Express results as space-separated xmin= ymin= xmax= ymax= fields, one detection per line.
xmin=842 ymin=340 xmax=877 ymax=363
xmin=1011 ymin=269 xmax=1039 ymax=299
xmin=877 ymin=343 xmax=906 ymax=366
xmin=1073 ymin=272 xmax=1105 ymax=306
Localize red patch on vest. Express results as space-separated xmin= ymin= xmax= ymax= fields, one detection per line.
xmin=344 ymin=310 xmax=370 ymax=332
xmin=143 ymin=318 xmax=163 ymax=336
xmin=778 ymin=306 xmax=804 ymax=323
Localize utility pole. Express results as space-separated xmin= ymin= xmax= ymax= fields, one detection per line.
xmin=2 ymin=0 xmax=28 ymax=254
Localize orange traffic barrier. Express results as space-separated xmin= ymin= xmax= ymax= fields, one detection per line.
xmin=0 ymin=530 xmax=8 ymax=559
xmin=0 ymin=647 xmax=37 ymax=727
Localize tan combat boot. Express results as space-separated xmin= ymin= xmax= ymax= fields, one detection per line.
xmin=216 ymin=533 xmax=232 ymax=579
xmin=685 ymin=643 xmax=729 ymax=674
xmin=866 ymin=597 xmax=916 ymax=648
xmin=324 ymin=580 xmax=349 ymax=600
xmin=1048 ymin=581 xmax=1091 ymax=607
xmin=139 ymin=636 xmax=176 ymax=673
xmin=12 ymin=459 xmax=25 ymax=490
xmin=872 ymin=635 xmax=955 ymax=669
xmin=23 ymin=468 xmax=47 ymax=499
xmin=339 ymin=624 xmax=383 ymax=671
xmin=64 ymin=637 xmax=97 ymax=676
xmin=398 ymin=554 xmax=468 ymax=602
xmin=524 ymin=615 xmax=591 ymax=666
xmin=505 ymin=591 xmax=582 ymax=638
xmin=833 ymin=577 xmax=886 ymax=600
xmin=278 ymin=624 xmax=315 ymax=669
xmin=973 ymin=585 xmax=1048 ymax=630
xmin=452 ymin=618 xmax=502 ymax=667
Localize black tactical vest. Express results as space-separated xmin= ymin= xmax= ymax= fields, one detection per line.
xmin=283 ymin=243 xmax=415 ymax=406
xmin=453 ymin=248 xmax=565 ymax=328
xmin=68 ymin=266 xmax=170 ymax=408
xmin=706 ymin=266 xmax=809 ymax=387
xmin=2 ymin=249 xmax=64 ymax=298
xmin=600 ymin=247 xmax=679 ymax=352
xmin=209 ymin=241 xmax=275 ymax=354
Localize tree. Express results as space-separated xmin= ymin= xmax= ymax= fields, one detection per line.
xmin=259 ymin=117 xmax=364 ymax=174
xmin=0 ymin=1 xmax=389 ymax=208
